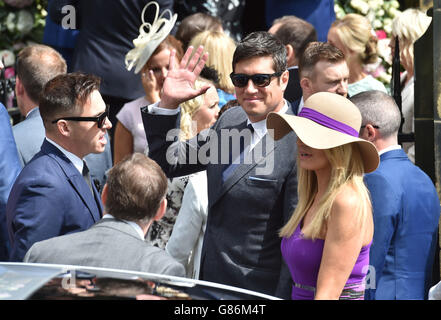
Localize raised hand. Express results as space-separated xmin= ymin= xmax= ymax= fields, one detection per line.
xmin=142 ymin=70 xmax=161 ymax=103
xmin=158 ymin=46 xmax=210 ymax=109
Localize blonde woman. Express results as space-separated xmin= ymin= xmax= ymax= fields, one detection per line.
xmin=389 ymin=9 xmax=431 ymax=163
xmin=327 ymin=13 xmax=387 ymax=96
xmin=189 ymin=30 xmax=236 ymax=107
xmin=146 ymin=77 xmax=220 ymax=249
xmin=267 ymin=92 xmax=379 ymax=300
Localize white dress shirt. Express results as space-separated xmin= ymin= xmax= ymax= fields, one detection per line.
xmin=378 ymin=144 xmax=401 ymax=156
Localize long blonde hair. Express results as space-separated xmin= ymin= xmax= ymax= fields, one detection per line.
xmin=280 ymin=143 xmax=372 ymax=239
xmin=391 ymin=8 xmax=431 ymax=70
xmin=189 ymin=30 xmax=236 ymax=94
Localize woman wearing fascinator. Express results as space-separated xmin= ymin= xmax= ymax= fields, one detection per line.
xmin=114 ymin=2 xmax=182 ymax=165
xmin=116 ymin=2 xmax=220 ymax=249
xmin=267 ymin=92 xmax=379 ymax=300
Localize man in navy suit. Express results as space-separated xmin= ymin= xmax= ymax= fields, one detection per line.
xmin=351 ymin=90 xmax=440 ymax=300
xmin=7 ymin=73 xmax=111 ymax=262
xmin=12 ymin=44 xmax=112 ymax=190
xmin=142 ymin=32 xmax=298 ymax=298
xmin=295 ymin=41 xmax=349 ymax=115
xmin=269 ymin=15 xmax=317 ymax=103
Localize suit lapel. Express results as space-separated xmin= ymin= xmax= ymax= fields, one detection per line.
xmin=209 ymin=101 xmax=294 ymax=208
xmin=208 ymin=120 xmax=248 ymax=206
xmin=41 ymin=140 xmax=102 ymax=222
xmin=69 ymin=175 xmax=102 ymax=221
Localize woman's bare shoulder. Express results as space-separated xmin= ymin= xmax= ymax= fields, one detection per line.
xmin=332 ymin=184 xmax=360 ymax=213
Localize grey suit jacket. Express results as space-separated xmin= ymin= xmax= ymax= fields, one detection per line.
xmin=12 ymin=107 xmax=112 ymax=190
xmin=24 ymin=217 xmax=185 ymax=277
xmin=142 ymin=103 xmax=298 ymax=298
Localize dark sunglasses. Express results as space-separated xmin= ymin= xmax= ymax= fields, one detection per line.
xmin=52 ymin=106 xmax=109 ymax=128
xmin=230 ymin=71 xmax=284 ymax=88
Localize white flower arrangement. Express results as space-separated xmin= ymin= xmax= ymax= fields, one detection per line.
xmin=6 ymin=9 xmax=34 ymax=34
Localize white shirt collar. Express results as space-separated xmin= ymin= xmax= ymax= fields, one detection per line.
xmin=378 ymin=144 xmax=401 ymax=156
xmin=45 ymin=137 xmax=84 ymax=174
xmin=102 ymin=214 xmax=145 ymax=240
xmin=246 ymin=100 xmax=289 ymax=138
xmin=298 ymin=96 xmax=305 ymax=114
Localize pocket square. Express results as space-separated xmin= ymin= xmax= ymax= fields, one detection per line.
xmin=247 ymin=176 xmax=277 ymax=182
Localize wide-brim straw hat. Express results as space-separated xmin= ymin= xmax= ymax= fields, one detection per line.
xmin=266 ymin=92 xmax=379 ymax=173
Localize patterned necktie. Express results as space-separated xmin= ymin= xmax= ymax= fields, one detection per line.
xmin=82 ymin=161 xmax=94 ymax=196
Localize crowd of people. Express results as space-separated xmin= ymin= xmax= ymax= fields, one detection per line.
xmin=1 ymin=0 xmax=440 ymax=300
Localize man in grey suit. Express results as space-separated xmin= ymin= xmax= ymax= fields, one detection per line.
xmin=142 ymin=31 xmax=298 ymax=298
xmin=12 ymin=44 xmax=112 ymax=190
xmin=24 ymin=153 xmax=185 ymax=277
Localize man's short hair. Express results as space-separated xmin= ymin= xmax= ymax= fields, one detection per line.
xmin=39 ymin=72 xmax=101 ymax=131
xmin=232 ymin=31 xmax=287 ymax=73
xmin=350 ymin=90 xmax=401 ymax=139
xmin=105 ymin=153 xmax=168 ymax=224
xmin=299 ymin=42 xmax=345 ymax=79
xmin=16 ymin=44 xmax=67 ymax=103
xmin=272 ymin=15 xmax=317 ymax=61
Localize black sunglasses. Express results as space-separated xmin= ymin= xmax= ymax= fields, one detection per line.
xmin=230 ymin=71 xmax=284 ymax=88
xmin=51 ymin=106 xmax=109 ymax=128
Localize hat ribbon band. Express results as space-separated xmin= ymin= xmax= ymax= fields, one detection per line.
xmin=298 ymin=107 xmax=359 ymax=137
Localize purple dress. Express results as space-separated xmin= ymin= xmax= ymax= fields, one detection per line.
xmin=281 ymin=222 xmax=371 ymax=300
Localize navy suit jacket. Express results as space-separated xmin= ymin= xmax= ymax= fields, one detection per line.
xmin=6 ymin=139 xmax=103 ymax=262
xmin=364 ymin=149 xmax=440 ymax=300
xmin=13 ymin=107 xmax=112 ymax=191
xmin=142 ymin=102 xmax=298 ymax=298
xmin=0 ymin=105 xmax=21 ymax=261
